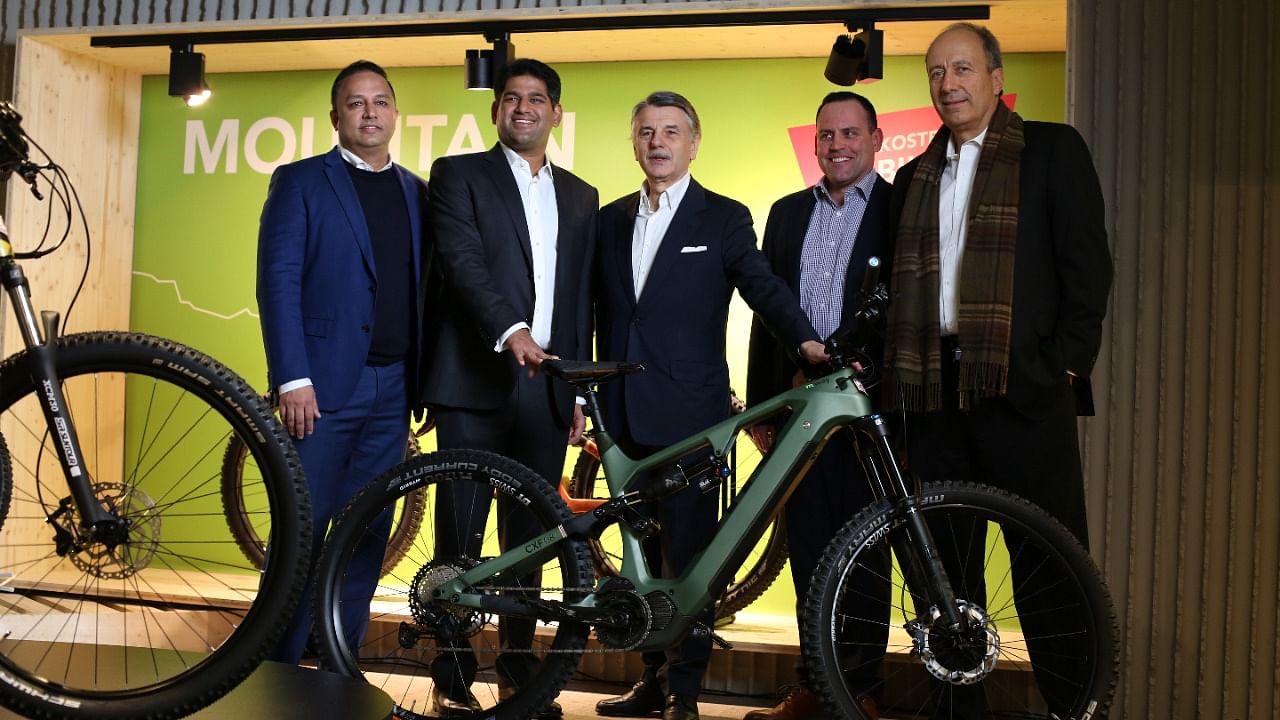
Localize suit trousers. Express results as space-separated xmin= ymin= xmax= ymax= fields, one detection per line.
xmin=429 ymin=365 xmax=567 ymax=696
xmin=784 ymin=430 xmax=890 ymax=697
xmin=905 ymin=342 xmax=1090 ymax=719
xmin=268 ymin=362 xmax=407 ymax=664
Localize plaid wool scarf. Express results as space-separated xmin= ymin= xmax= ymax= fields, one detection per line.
xmin=886 ymin=101 xmax=1024 ymax=412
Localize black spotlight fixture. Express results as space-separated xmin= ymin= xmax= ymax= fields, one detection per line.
xmin=168 ymin=43 xmax=211 ymax=106
xmin=464 ymin=32 xmax=515 ymax=90
xmin=824 ymin=22 xmax=884 ymax=85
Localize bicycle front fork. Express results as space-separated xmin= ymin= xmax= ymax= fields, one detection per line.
xmin=854 ymin=414 xmax=966 ymax=631
xmin=1 ymin=257 xmax=113 ymax=531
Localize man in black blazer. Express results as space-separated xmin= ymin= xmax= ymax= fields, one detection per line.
xmin=742 ymin=92 xmax=893 ymax=720
xmin=592 ymin=91 xmax=826 ymax=720
xmin=885 ymin=24 xmax=1113 ymax=720
xmin=421 ymin=58 xmax=598 ymax=719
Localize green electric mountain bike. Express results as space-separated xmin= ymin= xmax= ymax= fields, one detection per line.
xmin=312 ymin=261 xmax=1116 ymax=720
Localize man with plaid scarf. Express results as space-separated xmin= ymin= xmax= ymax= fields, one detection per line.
xmin=885 ymin=23 xmax=1113 ymax=720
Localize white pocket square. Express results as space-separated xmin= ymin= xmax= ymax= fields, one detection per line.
xmin=680 ymin=245 xmax=708 ymax=254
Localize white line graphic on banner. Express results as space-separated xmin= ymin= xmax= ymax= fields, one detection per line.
xmin=133 ymin=270 xmax=259 ymax=320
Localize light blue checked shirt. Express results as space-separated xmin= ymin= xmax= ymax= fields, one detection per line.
xmin=798 ymin=169 xmax=879 ymax=339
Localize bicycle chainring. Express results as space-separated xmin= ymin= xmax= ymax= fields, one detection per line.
xmin=593 ymin=587 xmax=655 ymax=650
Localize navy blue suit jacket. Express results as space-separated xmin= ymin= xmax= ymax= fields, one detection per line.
xmin=257 ymin=147 xmax=427 ymax=411
xmin=595 ymin=178 xmax=819 ymax=447
xmin=746 ymin=177 xmax=893 ymax=407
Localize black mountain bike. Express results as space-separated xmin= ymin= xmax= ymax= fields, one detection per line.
xmin=0 ymin=103 xmax=311 ymax=720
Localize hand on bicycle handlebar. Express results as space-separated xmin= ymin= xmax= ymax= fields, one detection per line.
xmin=799 ymin=339 xmax=829 ymax=365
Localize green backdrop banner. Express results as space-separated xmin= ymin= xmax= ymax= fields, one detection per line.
xmin=132 ymin=53 xmax=1064 ymax=613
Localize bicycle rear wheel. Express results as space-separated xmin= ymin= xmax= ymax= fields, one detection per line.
xmin=0 ymin=332 xmax=310 ymax=720
xmin=221 ymin=430 xmax=425 ymax=577
xmin=802 ymin=482 xmax=1116 ymax=720
xmin=314 ymin=449 xmax=593 ymax=720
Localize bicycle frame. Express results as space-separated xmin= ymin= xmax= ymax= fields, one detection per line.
xmin=432 ymin=362 xmax=963 ymax=653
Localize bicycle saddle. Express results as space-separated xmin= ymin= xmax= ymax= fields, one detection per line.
xmin=541 ymin=359 xmax=645 ymax=386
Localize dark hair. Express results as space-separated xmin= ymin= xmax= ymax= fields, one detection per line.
xmin=494 ymin=58 xmax=562 ymax=105
xmin=631 ymin=91 xmax=701 ymax=137
xmin=330 ymin=60 xmax=395 ymax=111
xmin=937 ymin=22 xmax=1004 ymax=72
xmin=815 ymin=91 xmax=878 ymax=130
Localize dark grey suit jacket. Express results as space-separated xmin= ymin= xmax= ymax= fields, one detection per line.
xmin=745 ymin=176 xmax=893 ymax=408
xmin=889 ymin=122 xmax=1113 ymax=417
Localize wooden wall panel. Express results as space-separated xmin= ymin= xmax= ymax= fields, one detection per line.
xmin=1072 ymin=0 xmax=1280 ymax=718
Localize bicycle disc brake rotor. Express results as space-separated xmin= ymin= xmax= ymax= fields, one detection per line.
xmin=64 ymin=482 xmax=161 ymax=578
xmin=907 ymin=601 xmax=1000 ymax=685
xmin=407 ymin=560 xmax=486 ymax=642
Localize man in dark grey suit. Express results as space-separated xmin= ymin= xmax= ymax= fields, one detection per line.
xmin=421 ymin=58 xmax=597 ymax=719
xmin=592 ymin=91 xmax=826 ymax=720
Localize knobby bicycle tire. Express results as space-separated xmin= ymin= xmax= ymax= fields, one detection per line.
xmin=0 ymin=332 xmax=311 ymax=720
xmin=568 ymin=444 xmax=789 ymax=620
xmin=801 ymin=481 xmax=1117 ymax=720
xmin=314 ymin=448 xmax=593 ymax=720
xmin=220 ymin=431 xmax=426 ymax=577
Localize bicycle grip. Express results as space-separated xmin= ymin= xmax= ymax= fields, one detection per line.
xmin=860 ymin=256 xmax=881 ymax=296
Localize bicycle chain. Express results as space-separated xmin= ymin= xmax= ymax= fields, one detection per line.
xmin=415 ymin=585 xmax=667 ymax=655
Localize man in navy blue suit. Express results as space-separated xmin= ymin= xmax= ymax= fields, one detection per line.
xmin=593 ymin=91 xmax=826 ymax=720
xmin=742 ymin=92 xmax=893 ymax=720
xmin=257 ymin=59 xmax=427 ymax=665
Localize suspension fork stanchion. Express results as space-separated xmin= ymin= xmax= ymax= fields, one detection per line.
xmin=854 ymin=414 xmax=965 ymax=630
xmin=0 ymin=255 xmax=111 ymax=529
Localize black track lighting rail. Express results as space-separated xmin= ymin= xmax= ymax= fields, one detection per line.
xmin=90 ymin=6 xmax=989 ymax=49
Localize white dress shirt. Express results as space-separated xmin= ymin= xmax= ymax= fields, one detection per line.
xmin=938 ymin=128 xmax=988 ymax=336
xmin=632 ymin=172 xmax=692 ymax=298
xmin=496 ymin=144 xmax=560 ymax=351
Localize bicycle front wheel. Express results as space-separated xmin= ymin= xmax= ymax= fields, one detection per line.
xmin=315 ymin=449 xmax=593 ymax=720
xmin=0 ymin=332 xmax=310 ymax=720
xmin=801 ymin=482 xmax=1117 ymax=720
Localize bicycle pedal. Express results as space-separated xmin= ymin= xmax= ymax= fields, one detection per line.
xmin=689 ymin=622 xmax=734 ymax=650
xmin=709 ymin=630 xmax=733 ymax=650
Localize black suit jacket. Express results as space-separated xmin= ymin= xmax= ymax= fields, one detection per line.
xmin=595 ymin=178 xmax=819 ymax=447
xmin=745 ymin=176 xmax=893 ymax=407
xmin=890 ymin=121 xmax=1112 ymax=417
xmin=421 ymin=144 xmax=598 ymax=425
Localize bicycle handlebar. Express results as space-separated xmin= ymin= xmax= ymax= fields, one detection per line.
xmin=0 ymin=102 xmax=43 ymax=193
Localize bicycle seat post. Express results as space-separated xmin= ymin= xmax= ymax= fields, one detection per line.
xmin=580 ymin=383 xmax=609 ymax=438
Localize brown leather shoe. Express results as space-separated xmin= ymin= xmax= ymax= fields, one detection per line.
xmin=741 ymin=686 xmax=879 ymax=720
